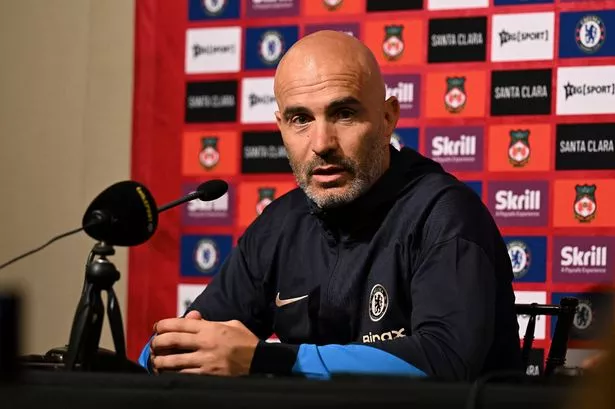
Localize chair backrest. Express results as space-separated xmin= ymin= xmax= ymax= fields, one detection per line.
xmin=515 ymin=297 xmax=579 ymax=377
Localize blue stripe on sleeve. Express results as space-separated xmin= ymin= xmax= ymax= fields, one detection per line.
xmin=291 ymin=344 xmax=427 ymax=380
xmin=138 ymin=337 xmax=153 ymax=373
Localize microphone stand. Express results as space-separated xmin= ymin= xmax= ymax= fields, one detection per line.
xmin=60 ymin=241 xmax=142 ymax=372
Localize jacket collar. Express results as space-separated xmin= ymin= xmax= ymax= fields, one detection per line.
xmin=306 ymin=146 xmax=430 ymax=241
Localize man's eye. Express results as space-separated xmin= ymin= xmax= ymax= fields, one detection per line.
xmin=291 ymin=115 xmax=309 ymax=125
xmin=337 ymin=109 xmax=355 ymax=120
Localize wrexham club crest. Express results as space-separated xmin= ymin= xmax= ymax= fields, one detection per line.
xmin=444 ymin=77 xmax=467 ymax=113
xmin=256 ymin=187 xmax=276 ymax=216
xmin=323 ymin=0 xmax=343 ymax=10
xmin=382 ymin=25 xmax=404 ymax=61
xmin=508 ymin=130 xmax=531 ymax=167
xmin=198 ymin=137 xmax=220 ymax=170
xmin=574 ymin=184 xmax=598 ymax=223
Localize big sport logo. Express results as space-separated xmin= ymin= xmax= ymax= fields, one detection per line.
xmin=177 ymin=284 xmax=208 ymax=317
xmin=491 ymin=12 xmax=555 ymax=63
xmin=185 ymin=27 xmax=241 ymax=74
xmin=556 ymin=66 xmax=615 ymax=115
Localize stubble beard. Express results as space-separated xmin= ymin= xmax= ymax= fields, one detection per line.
xmin=289 ymin=138 xmax=389 ymax=210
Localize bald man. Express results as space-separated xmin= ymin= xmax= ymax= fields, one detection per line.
xmin=139 ymin=31 xmax=522 ymax=381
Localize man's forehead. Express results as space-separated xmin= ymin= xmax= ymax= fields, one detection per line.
xmin=275 ymin=75 xmax=365 ymax=107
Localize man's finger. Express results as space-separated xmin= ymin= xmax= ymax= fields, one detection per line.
xmin=151 ymin=332 xmax=200 ymax=352
xmin=155 ymin=317 xmax=203 ymax=334
xmin=184 ymin=310 xmax=202 ymax=320
xmin=179 ymin=368 xmax=203 ymax=375
xmin=153 ymin=352 xmax=202 ymax=371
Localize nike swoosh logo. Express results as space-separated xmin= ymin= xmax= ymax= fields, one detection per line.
xmin=275 ymin=292 xmax=308 ymax=307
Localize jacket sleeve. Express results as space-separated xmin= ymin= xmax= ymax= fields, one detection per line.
xmin=249 ymin=236 xmax=496 ymax=381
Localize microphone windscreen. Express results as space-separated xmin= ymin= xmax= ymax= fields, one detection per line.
xmin=196 ymin=180 xmax=228 ymax=202
xmin=82 ymin=181 xmax=158 ymax=246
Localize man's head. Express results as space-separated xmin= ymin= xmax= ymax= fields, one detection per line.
xmin=274 ymin=31 xmax=400 ymax=209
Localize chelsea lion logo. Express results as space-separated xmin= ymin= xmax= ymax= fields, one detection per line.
xmin=573 ymin=301 xmax=593 ymax=331
xmin=369 ymin=284 xmax=389 ymax=322
xmin=194 ymin=239 xmax=220 ymax=274
xmin=259 ymin=31 xmax=285 ymax=65
xmin=576 ymin=15 xmax=606 ymax=54
xmin=507 ymin=240 xmax=531 ymax=280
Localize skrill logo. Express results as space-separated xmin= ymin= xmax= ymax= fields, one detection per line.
xmin=182 ymin=183 xmax=234 ymax=226
xmin=488 ymin=181 xmax=548 ymax=226
xmin=425 ymin=126 xmax=484 ymax=171
xmin=384 ymin=74 xmax=420 ymax=118
xmin=553 ymin=237 xmax=614 ymax=283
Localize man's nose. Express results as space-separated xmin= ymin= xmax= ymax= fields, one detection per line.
xmin=310 ymin=120 xmax=339 ymax=156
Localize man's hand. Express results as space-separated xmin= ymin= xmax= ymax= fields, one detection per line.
xmin=150 ymin=310 xmax=259 ymax=377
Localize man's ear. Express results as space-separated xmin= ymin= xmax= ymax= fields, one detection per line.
xmin=275 ymin=111 xmax=283 ymax=129
xmin=383 ymin=97 xmax=400 ymax=138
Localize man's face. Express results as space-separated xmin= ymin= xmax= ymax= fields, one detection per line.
xmin=275 ymin=73 xmax=394 ymax=209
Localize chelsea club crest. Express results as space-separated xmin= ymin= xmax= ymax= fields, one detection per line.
xmin=369 ymin=284 xmax=389 ymax=322
xmin=507 ymin=240 xmax=531 ymax=280
xmin=194 ymin=239 xmax=220 ymax=275
xmin=259 ymin=31 xmax=285 ymax=65
xmin=576 ymin=15 xmax=606 ymax=54
xmin=202 ymin=0 xmax=227 ymax=16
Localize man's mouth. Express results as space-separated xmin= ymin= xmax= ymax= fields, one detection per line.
xmin=311 ymin=166 xmax=347 ymax=184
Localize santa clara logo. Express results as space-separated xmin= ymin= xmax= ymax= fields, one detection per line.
xmin=574 ymin=184 xmax=597 ymax=223
xmin=194 ymin=239 xmax=220 ymax=274
xmin=444 ymin=77 xmax=467 ymax=113
xmin=507 ymin=240 xmax=531 ymax=279
xmin=382 ymin=25 xmax=405 ymax=61
xmin=323 ymin=0 xmax=343 ymax=10
xmin=202 ymin=0 xmax=227 ymax=16
xmin=576 ymin=15 xmax=606 ymax=54
xmin=198 ymin=136 xmax=220 ymax=170
xmin=256 ymin=187 xmax=276 ymax=216
xmin=259 ymin=31 xmax=285 ymax=65
xmin=369 ymin=284 xmax=389 ymax=322
xmin=508 ymin=130 xmax=531 ymax=168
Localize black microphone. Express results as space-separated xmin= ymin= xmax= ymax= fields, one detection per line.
xmin=0 ymin=179 xmax=229 ymax=271
xmin=157 ymin=179 xmax=228 ymax=213
xmin=82 ymin=181 xmax=158 ymax=247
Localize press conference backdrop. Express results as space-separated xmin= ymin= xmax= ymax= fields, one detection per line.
xmin=127 ymin=0 xmax=615 ymax=373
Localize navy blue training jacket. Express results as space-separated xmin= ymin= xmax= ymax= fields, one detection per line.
xmin=139 ymin=146 xmax=522 ymax=381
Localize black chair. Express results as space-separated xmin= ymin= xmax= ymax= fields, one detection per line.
xmin=515 ymin=297 xmax=579 ymax=377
